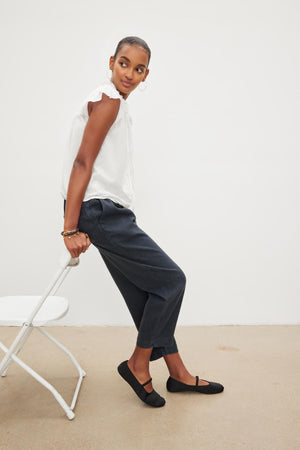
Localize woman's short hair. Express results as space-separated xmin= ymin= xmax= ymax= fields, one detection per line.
xmin=113 ymin=36 xmax=151 ymax=66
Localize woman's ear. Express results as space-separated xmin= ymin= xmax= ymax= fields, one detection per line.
xmin=143 ymin=68 xmax=150 ymax=82
xmin=109 ymin=56 xmax=114 ymax=71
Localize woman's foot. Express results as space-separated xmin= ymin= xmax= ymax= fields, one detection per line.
xmin=118 ymin=359 xmax=166 ymax=407
xmin=127 ymin=345 xmax=154 ymax=393
xmin=170 ymin=373 xmax=210 ymax=386
xmin=166 ymin=375 xmax=224 ymax=394
xmin=127 ymin=358 xmax=153 ymax=393
xmin=164 ymin=352 xmax=210 ymax=386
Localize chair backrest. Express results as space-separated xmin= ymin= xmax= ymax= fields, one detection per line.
xmin=24 ymin=249 xmax=80 ymax=326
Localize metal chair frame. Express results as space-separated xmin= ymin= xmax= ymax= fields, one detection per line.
xmin=0 ymin=251 xmax=85 ymax=420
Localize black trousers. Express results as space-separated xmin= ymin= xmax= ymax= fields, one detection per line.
xmin=63 ymin=198 xmax=186 ymax=361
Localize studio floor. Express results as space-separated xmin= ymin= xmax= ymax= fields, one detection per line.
xmin=0 ymin=325 xmax=299 ymax=449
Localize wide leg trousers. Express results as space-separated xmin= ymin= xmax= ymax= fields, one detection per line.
xmin=63 ymin=198 xmax=186 ymax=361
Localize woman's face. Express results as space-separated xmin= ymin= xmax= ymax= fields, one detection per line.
xmin=109 ymin=44 xmax=149 ymax=99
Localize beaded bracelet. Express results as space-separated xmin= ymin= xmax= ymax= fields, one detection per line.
xmin=61 ymin=228 xmax=79 ymax=237
xmin=62 ymin=231 xmax=90 ymax=241
xmin=63 ymin=232 xmax=80 ymax=239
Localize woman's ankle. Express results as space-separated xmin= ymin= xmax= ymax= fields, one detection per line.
xmin=163 ymin=352 xmax=191 ymax=378
xmin=128 ymin=345 xmax=153 ymax=371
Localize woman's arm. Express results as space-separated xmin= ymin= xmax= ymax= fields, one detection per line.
xmin=63 ymin=94 xmax=120 ymax=257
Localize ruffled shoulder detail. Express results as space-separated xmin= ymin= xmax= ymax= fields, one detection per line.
xmin=97 ymin=80 xmax=123 ymax=101
xmin=87 ymin=80 xmax=123 ymax=103
xmin=80 ymin=80 xmax=123 ymax=119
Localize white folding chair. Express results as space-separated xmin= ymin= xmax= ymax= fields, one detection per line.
xmin=0 ymin=250 xmax=86 ymax=420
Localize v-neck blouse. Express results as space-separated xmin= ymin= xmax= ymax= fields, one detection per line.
xmin=61 ymin=80 xmax=135 ymax=211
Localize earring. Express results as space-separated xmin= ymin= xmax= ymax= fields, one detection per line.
xmin=139 ymin=80 xmax=148 ymax=91
xmin=106 ymin=69 xmax=112 ymax=81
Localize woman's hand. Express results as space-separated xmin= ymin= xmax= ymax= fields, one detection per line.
xmin=63 ymin=231 xmax=91 ymax=258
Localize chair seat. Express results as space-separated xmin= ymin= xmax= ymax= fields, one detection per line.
xmin=0 ymin=296 xmax=69 ymax=326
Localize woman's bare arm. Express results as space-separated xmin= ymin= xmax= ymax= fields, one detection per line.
xmin=63 ymin=94 xmax=120 ymax=257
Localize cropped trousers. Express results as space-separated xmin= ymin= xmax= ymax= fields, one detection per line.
xmin=63 ymin=198 xmax=186 ymax=361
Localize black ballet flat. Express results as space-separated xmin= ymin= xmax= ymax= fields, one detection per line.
xmin=166 ymin=375 xmax=224 ymax=394
xmin=117 ymin=360 xmax=166 ymax=407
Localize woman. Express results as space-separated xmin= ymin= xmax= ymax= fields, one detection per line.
xmin=61 ymin=36 xmax=224 ymax=407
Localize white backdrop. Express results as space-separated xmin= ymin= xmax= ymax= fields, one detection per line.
xmin=0 ymin=0 xmax=299 ymax=325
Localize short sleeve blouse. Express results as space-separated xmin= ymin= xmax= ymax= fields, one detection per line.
xmin=60 ymin=80 xmax=135 ymax=211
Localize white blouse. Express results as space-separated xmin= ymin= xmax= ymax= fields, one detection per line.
xmin=60 ymin=79 xmax=136 ymax=211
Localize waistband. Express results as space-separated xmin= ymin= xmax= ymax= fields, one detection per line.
xmin=111 ymin=200 xmax=124 ymax=208
xmin=63 ymin=198 xmax=125 ymax=209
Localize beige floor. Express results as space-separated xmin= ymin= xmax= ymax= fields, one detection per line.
xmin=0 ymin=325 xmax=299 ymax=450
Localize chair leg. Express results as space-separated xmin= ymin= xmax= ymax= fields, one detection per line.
xmin=36 ymin=327 xmax=86 ymax=410
xmin=0 ymin=324 xmax=31 ymax=375
xmin=0 ymin=340 xmax=75 ymax=419
xmin=0 ymin=326 xmax=34 ymax=377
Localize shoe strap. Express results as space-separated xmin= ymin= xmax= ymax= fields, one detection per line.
xmin=142 ymin=377 xmax=152 ymax=386
xmin=195 ymin=375 xmax=199 ymax=386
